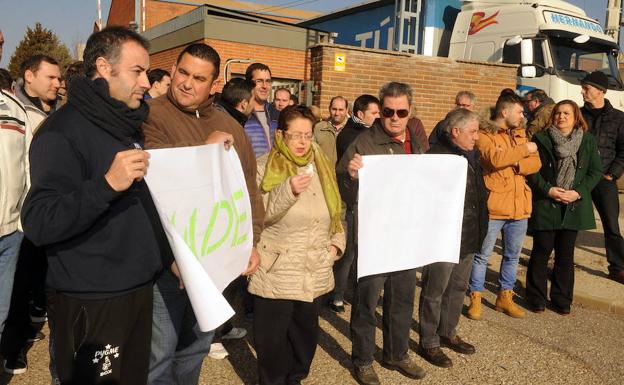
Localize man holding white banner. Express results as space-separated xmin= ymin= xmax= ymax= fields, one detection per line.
xmin=337 ymin=82 xmax=427 ymax=385
xmin=417 ymin=108 xmax=488 ymax=368
xmin=143 ymin=43 xmax=264 ymax=385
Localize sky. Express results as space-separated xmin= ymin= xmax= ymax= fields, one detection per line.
xmin=0 ymin=0 xmax=616 ymax=67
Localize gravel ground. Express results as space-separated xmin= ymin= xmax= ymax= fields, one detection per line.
xmin=3 ymin=286 xmax=623 ymax=385
xmin=3 ymin=195 xmax=623 ymax=385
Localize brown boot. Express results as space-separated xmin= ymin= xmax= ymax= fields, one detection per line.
xmin=495 ymin=290 xmax=525 ymax=318
xmin=466 ymin=292 xmax=482 ymax=320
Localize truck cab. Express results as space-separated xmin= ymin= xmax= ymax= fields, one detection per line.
xmin=448 ymin=0 xmax=624 ymax=110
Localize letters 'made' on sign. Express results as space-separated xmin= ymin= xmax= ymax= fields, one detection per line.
xmin=357 ymin=154 xmax=467 ymax=279
xmin=146 ymin=144 xmax=253 ymax=331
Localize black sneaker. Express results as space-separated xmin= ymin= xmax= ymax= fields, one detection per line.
xmin=4 ymin=354 xmax=27 ymax=374
xmin=26 ymin=330 xmax=45 ymax=343
xmin=329 ymin=301 xmax=345 ymax=313
xmin=29 ymin=305 xmax=47 ymax=323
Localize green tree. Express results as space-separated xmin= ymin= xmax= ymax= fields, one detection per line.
xmin=8 ymin=22 xmax=72 ymax=79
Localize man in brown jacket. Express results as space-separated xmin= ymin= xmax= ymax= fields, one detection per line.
xmin=525 ymin=89 xmax=555 ymax=137
xmin=142 ymin=43 xmax=264 ymax=385
xmin=466 ymin=93 xmax=541 ymax=321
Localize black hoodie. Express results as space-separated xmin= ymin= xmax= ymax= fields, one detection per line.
xmin=21 ymin=77 xmax=173 ymax=297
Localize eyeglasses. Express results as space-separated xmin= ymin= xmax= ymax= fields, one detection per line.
xmin=254 ymin=79 xmax=273 ymax=86
xmin=381 ymin=107 xmax=410 ymax=118
xmin=284 ymin=132 xmax=313 ymax=141
xmin=456 ymin=103 xmax=473 ymax=108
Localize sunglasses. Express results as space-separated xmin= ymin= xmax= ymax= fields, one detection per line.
xmin=381 ymin=107 xmax=410 ymax=118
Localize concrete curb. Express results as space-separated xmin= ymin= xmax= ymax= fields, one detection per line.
xmin=515 ymin=276 xmax=624 ymax=316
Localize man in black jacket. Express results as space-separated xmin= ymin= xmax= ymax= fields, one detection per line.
xmin=329 ymin=94 xmax=380 ymax=314
xmin=215 ymin=77 xmax=255 ymax=127
xmin=580 ymin=71 xmax=624 ymax=284
xmin=417 ymin=108 xmax=488 ymax=368
xmin=21 ymin=27 xmax=172 ymax=385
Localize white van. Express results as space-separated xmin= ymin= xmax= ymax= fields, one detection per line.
xmin=448 ymin=0 xmax=624 ymax=110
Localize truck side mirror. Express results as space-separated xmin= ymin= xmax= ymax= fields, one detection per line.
xmin=521 ymin=66 xmax=537 ymax=78
xmin=520 ymin=39 xmax=533 ymax=65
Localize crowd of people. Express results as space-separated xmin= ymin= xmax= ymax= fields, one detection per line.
xmin=0 ymin=24 xmax=623 ymax=385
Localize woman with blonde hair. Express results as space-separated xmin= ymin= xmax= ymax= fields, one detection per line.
xmin=249 ymin=105 xmax=345 ymax=385
xmin=526 ymin=100 xmax=602 ymax=315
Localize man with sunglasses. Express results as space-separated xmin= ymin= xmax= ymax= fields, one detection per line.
xmin=337 ymin=82 xmax=426 ymax=385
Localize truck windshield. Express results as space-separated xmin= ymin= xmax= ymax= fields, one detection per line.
xmin=547 ymin=32 xmax=623 ymax=89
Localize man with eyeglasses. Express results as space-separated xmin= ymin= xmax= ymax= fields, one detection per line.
xmin=429 ymin=90 xmax=477 ymax=146
xmin=244 ymin=63 xmax=279 ymax=157
xmin=337 ymin=82 xmax=427 ymax=385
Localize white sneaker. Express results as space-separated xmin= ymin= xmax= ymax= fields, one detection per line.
xmin=208 ymin=343 xmax=229 ymax=359
xmin=222 ymin=327 xmax=247 ymax=340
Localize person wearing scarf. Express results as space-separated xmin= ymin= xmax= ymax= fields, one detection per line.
xmin=527 ymin=100 xmax=602 ymax=315
xmin=248 ymin=105 xmax=345 ymax=385
xmin=21 ymin=27 xmax=174 ymax=385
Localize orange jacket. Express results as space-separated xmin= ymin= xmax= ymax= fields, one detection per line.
xmin=477 ymin=126 xmax=541 ymax=220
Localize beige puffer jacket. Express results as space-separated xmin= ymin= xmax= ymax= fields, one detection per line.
xmin=248 ymin=154 xmax=346 ymax=302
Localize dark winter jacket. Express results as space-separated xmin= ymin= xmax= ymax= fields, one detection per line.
xmin=527 ymin=129 xmax=603 ymax=231
xmin=336 ymin=117 xmax=368 ymax=166
xmin=21 ymin=77 xmax=172 ymax=297
xmin=336 ymin=120 xmax=426 ymax=207
xmin=428 ymin=136 xmax=488 ymax=256
xmin=581 ymin=99 xmax=624 ymax=178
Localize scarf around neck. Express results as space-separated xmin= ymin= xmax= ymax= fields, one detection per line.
xmin=547 ymin=125 xmax=583 ymax=190
xmin=68 ymin=76 xmax=149 ymax=146
xmin=261 ymin=133 xmax=343 ymax=234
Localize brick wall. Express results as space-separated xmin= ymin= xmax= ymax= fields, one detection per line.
xmin=149 ymin=38 xmax=310 ymax=90
xmin=145 ymin=1 xmax=197 ymax=30
xmin=107 ymin=0 xmax=135 ymax=27
xmin=310 ymin=44 xmax=518 ymax=132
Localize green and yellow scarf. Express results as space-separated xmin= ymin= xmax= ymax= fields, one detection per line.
xmin=261 ymin=133 xmax=343 ymax=234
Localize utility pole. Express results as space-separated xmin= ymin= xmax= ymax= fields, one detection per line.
xmin=605 ymin=0 xmax=623 ymax=43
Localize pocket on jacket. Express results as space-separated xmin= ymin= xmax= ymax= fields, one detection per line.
xmin=258 ymin=243 xmax=282 ymax=273
xmin=484 ymin=174 xmax=513 ymax=193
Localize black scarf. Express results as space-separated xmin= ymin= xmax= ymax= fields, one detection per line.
xmin=215 ymin=100 xmax=249 ymax=127
xmin=68 ymin=76 xmax=149 ymax=146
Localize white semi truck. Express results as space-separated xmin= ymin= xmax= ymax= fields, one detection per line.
xmin=446 ymin=0 xmax=624 ymax=110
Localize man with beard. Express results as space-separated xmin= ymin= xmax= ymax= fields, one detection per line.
xmin=21 ymin=26 xmax=172 ymax=385
xmin=466 ymin=93 xmax=541 ymax=321
xmin=244 ymin=62 xmax=279 ymax=157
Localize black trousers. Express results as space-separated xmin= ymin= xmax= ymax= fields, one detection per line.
xmin=0 ymin=237 xmax=47 ymax=358
xmin=48 ymin=285 xmax=153 ymax=385
xmin=350 ymin=268 xmax=416 ymax=367
xmin=253 ymin=295 xmax=320 ymax=385
xmin=526 ymin=230 xmax=578 ymax=310
xmin=591 ymin=179 xmax=624 ymax=274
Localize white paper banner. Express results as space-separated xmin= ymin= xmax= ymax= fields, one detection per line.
xmin=145 ymin=144 xmax=253 ymax=331
xmin=357 ymin=154 xmax=467 ymax=279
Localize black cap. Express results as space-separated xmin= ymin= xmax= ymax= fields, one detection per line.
xmin=581 ymin=71 xmax=608 ymax=92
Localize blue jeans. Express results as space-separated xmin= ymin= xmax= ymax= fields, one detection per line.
xmin=0 ymin=231 xmax=23 ymax=342
xmin=148 ymin=269 xmax=215 ymax=385
xmin=469 ymin=219 xmax=528 ymax=292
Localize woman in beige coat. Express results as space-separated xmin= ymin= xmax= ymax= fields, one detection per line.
xmin=249 ymin=105 xmax=345 ymax=385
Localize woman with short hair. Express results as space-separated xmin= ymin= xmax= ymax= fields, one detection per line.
xmin=249 ymin=105 xmax=345 ymax=385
